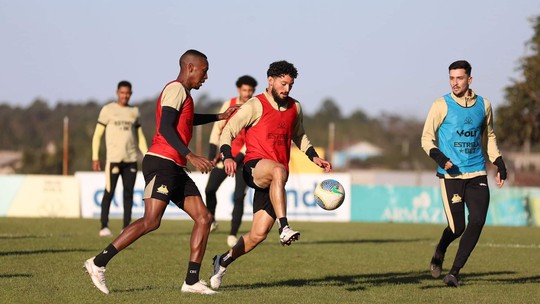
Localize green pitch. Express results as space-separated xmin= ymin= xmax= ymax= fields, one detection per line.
xmin=1 ymin=218 xmax=538 ymax=304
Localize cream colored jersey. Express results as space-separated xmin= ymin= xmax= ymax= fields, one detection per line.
xmin=209 ymin=97 xmax=247 ymax=155
xmin=93 ymin=102 xmax=144 ymax=163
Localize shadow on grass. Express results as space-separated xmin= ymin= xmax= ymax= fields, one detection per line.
xmin=0 ymin=248 xmax=94 ymax=256
xmin=299 ymin=238 xmax=429 ymax=245
xmin=0 ymin=235 xmax=48 ymax=239
xmin=223 ymin=270 xmax=524 ymax=291
xmin=0 ymin=273 xmax=32 ymax=279
xmin=113 ymin=285 xmax=156 ymax=293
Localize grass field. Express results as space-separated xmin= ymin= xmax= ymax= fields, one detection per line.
xmin=1 ymin=218 xmax=539 ymax=304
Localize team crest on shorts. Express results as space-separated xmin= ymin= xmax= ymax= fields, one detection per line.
xmin=451 ymin=194 xmax=462 ymax=204
xmin=157 ymin=184 xmax=169 ymax=195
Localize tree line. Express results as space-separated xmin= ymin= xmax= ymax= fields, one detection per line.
xmin=0 ymin=94 xmax=434 ymax=174
xmin=1 ymin=15 xmax=538 ymax=175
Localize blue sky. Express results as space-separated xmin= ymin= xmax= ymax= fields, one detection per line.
xmin=1 ymin=0 xmax=539 ymax=118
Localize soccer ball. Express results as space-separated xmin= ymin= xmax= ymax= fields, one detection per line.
xmin=314 ymin=179 xmax=345 ymax=210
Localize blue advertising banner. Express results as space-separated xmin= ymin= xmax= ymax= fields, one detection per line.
xmin=350 ymin=185 xmax=540 ymax=227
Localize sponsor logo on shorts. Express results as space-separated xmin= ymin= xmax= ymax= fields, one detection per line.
xmin=157 ymin=184 xmax=169 ymax=195
xmin=451 ymin=194 xmax=462 ymax=204
xmin=479 ymin=183 xmax=487 ymax=187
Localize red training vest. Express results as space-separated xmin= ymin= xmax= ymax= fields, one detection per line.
xmin=244 ymin=93 xmax=297 ymax=170
xmin=148 ymin=80 xmax=194 ymax=166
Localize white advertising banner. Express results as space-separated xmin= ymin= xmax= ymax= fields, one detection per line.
xmin=75 ymin=171 xmax=351 ymax=222
xmin=0 ymin=175 xmax=80 ymax=218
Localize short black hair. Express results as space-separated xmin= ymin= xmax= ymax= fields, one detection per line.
xmin=117 ymin=80 xmax=132 ymax=90
xmin=449 ymin=60 xmax=472 ymax=76
xmin=267 ymin=60 xmax=298 ymax=79
xmin=179 ymin=49 xmax=208 ymax=66
xmin=236 ymin=75 xmax=258 ymax=88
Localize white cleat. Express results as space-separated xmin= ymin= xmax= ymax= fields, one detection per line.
xmin=83 ymin=257 xmax=109 ymax=294
xmin=181 ymin=280 xmax=218 ymax=294
xmin=209 ymin=255 xmax=227 ymax=289
xmin=99 ymin=227 xmax=112 ymax=237
xmin=279 ymin=226 xmax=300 ymax=246
xmin=210 ymin=221 xmax=219 ymax=233
xmin=227 ymin=235 xmax=238 ymax=247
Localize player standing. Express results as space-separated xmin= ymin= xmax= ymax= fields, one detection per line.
xmin=205 ymin=75 xmax=258 ymax=247
xmin=421 ymin=60 xmax=507 ymax=287
xmin=91 ymin=80 xmax=147 ymax=237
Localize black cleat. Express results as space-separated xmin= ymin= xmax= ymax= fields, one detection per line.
xmin=443 ymin=273 xmax=460 ymax=287
xmin=430 ymin=256 xmax=444 ymax=278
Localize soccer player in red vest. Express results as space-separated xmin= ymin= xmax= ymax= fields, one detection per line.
xmin=84 ymin=49 xmax=238 ymax=295
xmin=209 ymin=60 xmax=332 ymax=289
xmin=205 ymin=75 xmax=258 ymax=247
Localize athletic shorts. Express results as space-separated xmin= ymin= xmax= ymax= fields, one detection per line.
xmin=142 ymin=154 xmax=201 ymax=210
xmin=243 ymin=159 xmax=276 ymax=219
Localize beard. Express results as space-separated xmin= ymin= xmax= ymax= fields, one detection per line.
xmin=271 ymin=88 xmax=287 ymax=104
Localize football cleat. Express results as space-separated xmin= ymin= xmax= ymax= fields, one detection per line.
xmin=443 ymin=273 xmax=460 ymax=287
xmin=209 ymin=255 xmax=227 ymax=289
xmin=430 ymin=256 xmax=444 ymax=278
xmin=181 ymin=280 xmax=217 ymax=294
xmin=99 ymin=227 xmax=112 ymax=237
xmin=279 ymin=226 xmax=300 ymax=246
xmin=227 ymin=235 xmax=238 ymax=247
xmin=210 ymin=221 xmax=219 ymax=233
xmin=83 ymin=257 xmax=109 ymax=294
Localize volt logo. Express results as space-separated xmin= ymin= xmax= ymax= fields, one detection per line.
xmin=456 ymin=130 xmax=478 ymax=137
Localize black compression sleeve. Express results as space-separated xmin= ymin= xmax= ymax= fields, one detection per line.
xmin=208 ymin=143 xmax=218 ymax=160
xmin=220 ymin=144 xmax=233 ymax=160
xmin=234 ymin=152 xmax=245 ymax=164
xmin=493 ymin=156 xmax=507 ymax=180
xmin=429 ymin=148 xmax=450 ymax=168
xmin=160 ymin=107 xmax=191 ymax=157
xmin=305 ymin=146 xmax=319 ymax=162
xmin=194 ymin=113 xmax=219 ymax=126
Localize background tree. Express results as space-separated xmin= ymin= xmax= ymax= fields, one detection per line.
xmin=496 ymin=15 xmax=540 ymax=153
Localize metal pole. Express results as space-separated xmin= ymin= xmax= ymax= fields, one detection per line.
xmin=196 ymin=125 xmax=202 ymax=156
xmin=63 ymin=116 xmax=69 ymax=175
xmin=328 ymin=122 xmax=335 ymax=163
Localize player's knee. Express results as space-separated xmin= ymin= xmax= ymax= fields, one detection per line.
xmin=452 ymin=225 xmax=465 ymax=237
xmin=195 ymin=210 xmax=213 ymax=228
xmin=142 ymin=217 xmax=161 ymax=232
xmin=468 ymin=216 xmax=486 ymax=229
xmin=271 ymin=165 xmax=287 ymax=182
xmin=248 ymin=231 xmax=268 ymax=245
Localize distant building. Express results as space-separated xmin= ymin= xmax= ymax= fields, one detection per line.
xmin=332 ymin=141 xmax=382 ymax=168
xmin=0 ymin=150 xmax=22 ymax=174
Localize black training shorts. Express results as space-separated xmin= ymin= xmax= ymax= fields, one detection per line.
xmin=142 ymin=154 xmax=201 ymax=209
xmin=243 ymin=159 xmax=276 ymax=219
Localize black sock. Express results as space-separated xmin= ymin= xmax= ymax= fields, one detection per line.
xmin=278 ymin=217 xmax=289 ymax=234
xmin=450 ymin=266 xmax=461 ymax=276
xmin=93 ymin=244 xmax=119 ymax=267
xmin=434 ymin=245 xmax=445 ymax=260
xmin=185 ymin=261 xmax=201 ymax=285
xmin=219 ymin=252 xmax=235 ymax=268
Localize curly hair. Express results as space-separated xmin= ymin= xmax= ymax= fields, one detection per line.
xmin=267 ymin=60 xmax=298 ymax=79
xmin=235 ymin=75 xmax=258 ymax=88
